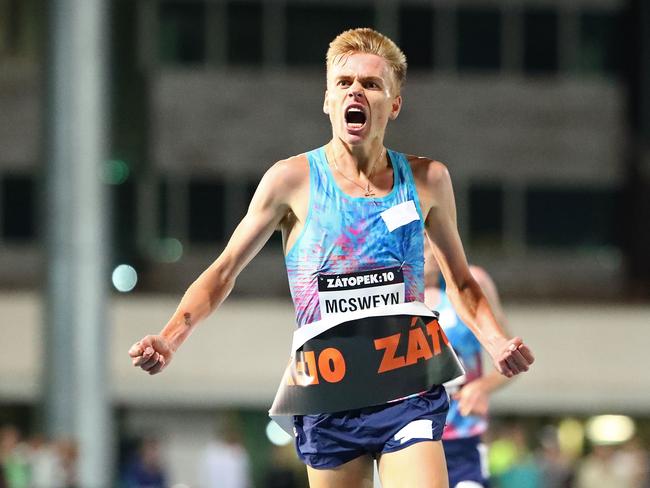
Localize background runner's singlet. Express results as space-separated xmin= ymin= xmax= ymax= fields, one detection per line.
xmin=285 ymin=146 xmax=425 ymax=327
xmin=436 ymin=277 xmax=488 ymax=440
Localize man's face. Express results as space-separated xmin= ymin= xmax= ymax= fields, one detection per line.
xmin=324 ymin=52 xmax=402 ymax=146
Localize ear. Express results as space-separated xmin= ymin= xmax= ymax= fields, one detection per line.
xmin=323 ymin=89 xmax=329 ymax=114
xmin=389 ymin=94 xmax=402 ymax=120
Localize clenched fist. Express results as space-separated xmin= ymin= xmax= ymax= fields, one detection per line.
xmin=128 ymin=335 xmax=174 ymax=375
xmin=493 ymin=336 xmax=534 ymax=377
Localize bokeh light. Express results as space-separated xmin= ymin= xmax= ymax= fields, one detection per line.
xmin=102 ymin=159 xmax=130 ymax=185
xmin=151 ymin=238 xmax=184 ymax=263
xmin=557 ymin=418 xmax=585 ymax=459
xmin=585 ymin=415 xmax=635 ymax=446
xmin=111 ymin=264 xmax=138 ymax=292
xmin=265 ymin=420 xmax=292 ymax=446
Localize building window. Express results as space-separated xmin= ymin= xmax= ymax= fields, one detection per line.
xmin=1 ymin=173 xmax=36 ymax=242
xmin=188 ymin=179 xmax=225 ymax=243
xmin=399 ymin=4 xmax=435 ymax=70
xmin=469 ymin=183 xmax=503 ymax=248
xmin=578 ymin=10 xmax=623 ymax=76
xmin=227 ymin=1 xmax=263 ymax=65
xmin=525 ymin=187 xmax=621 ymax=248
xmin=457 ymin=7 xmax=501 ymax=72
xmin=159 ymin=0 xmax=206 ymax=65
xmin=524 ymin=8 xmax=559 ymax=75
xmin=286 ymin=3 xmax=375 ymax=66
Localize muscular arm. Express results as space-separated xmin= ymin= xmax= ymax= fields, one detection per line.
xmin=469 ymin=266 xmax=511 ymax=390
xmin=415 ymin=158 xmax=533 ymax=376
xmin=454 ymin=266 xmax=512 ymax=415
xmin=128 ymin=157 xmax=307 ymax=374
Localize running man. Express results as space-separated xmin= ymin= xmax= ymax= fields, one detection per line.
xmin=129 ymin=28 xmax=534 ymax=488
xmin=424 ymin=243 xmax=511 ymax=487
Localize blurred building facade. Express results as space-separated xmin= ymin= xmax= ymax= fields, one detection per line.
xmin=0 ymin=0 xmax=640 ymax=299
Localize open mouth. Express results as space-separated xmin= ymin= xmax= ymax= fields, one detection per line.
xmin=345 ymin=107 xmax=367 ymax=129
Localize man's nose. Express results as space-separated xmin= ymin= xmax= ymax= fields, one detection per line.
xmin=348 ymin=81 xmax=364 ymax=98
xmin=348 ymin=89 xmax=364 ymax=99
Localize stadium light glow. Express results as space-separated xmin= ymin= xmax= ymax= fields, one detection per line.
xmin=585 ymin=415 xmax=635 ymax=445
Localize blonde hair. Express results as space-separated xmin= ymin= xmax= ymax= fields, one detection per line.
xmin=326 ymin=28 xmax=407 ymax=89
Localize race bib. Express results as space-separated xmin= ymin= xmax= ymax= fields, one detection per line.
xmin=318 ymin=267 xmax=405 ymax=318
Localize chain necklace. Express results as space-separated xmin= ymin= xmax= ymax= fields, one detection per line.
xmin=330 ymin=147 xmax=385 ymax=198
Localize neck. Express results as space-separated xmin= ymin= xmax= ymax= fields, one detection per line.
xmin=329 ymin=139 xmax=385 ymax=174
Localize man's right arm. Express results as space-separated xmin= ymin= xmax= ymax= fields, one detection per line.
xmin=128 ymin=157 xmax=307 ymax=375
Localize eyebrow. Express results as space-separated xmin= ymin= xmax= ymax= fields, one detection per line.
xmin=334 ymin=74 xmax=385 ymax=84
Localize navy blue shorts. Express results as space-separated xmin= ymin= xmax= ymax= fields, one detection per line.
xmin=293 ymin=385 xmax=448 ymax=469
xmin=443 ymin=436 xmax=490 ymax=487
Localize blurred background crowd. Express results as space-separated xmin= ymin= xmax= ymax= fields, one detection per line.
xmin=2 ymin=414 xmax=650 ymax=487
xmin=1 ymin=0 xmax=649 ymax=486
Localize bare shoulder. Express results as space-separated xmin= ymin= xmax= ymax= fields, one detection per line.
xmin=255 ymin=153 xmax=310 ymax=202
xmin=265 ymin=153 xmax=310 ymax=187
xmin=406 ymin=155 xmax=450 ymax=187
xmin=406 ymin=155 xmax=453 ymax=215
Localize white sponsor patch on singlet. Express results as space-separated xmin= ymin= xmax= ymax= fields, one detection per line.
xmin=380 ymin=200 xmax=420 ymax=232
xmin=317 ymin=267 xmax=405 ymax=318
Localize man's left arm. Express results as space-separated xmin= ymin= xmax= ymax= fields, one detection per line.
xmin=417 ymin=158 xmax=534 ymax=377
xmin=454 ymin=266 xmax=512 ymax=416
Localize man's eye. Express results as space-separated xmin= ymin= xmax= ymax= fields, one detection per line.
xmin=337 ymin=80 xmax=350 ymax=87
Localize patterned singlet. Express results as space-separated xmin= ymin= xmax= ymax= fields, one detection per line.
xmin=284 ymin=146 xmax=425 ymax=328
xmin=436 ymin=277 xmax=488 ymax=440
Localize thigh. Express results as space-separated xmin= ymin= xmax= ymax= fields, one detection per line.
xmin=377 ymin=440 xmax=449 ymax=488
xmin=306 ymin=454 xmax=375 ymax=488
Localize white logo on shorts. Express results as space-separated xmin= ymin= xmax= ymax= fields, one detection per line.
xmin=393 ymin=419 xmax=433 ymax=444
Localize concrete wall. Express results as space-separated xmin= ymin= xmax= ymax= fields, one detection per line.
xmin=2 ymin=292 xmax=649 ymax=414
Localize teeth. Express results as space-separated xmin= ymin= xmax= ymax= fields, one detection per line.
xmin=348 ymin=107 xmax=363 ymax=113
